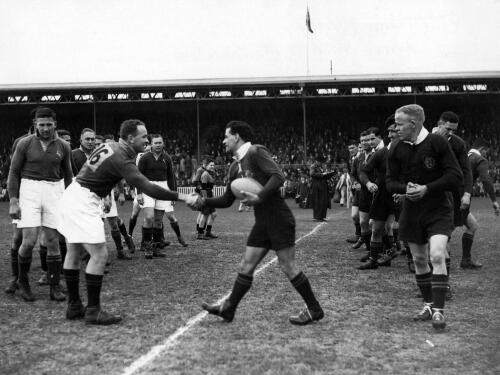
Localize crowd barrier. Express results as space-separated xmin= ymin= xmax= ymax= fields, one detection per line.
xmin=177 ymin=186 xmax=286 ymax=198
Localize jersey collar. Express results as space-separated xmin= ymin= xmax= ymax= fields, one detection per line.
xmin=118 ymin=139 xmax=136 ymax=158
xmin=234 ymin=142 xmax=252 ymax=161
xmin=404 ymin=127 xmax=429 ymax=146
xmin=468 ymin=148 xmax=481 ymax=156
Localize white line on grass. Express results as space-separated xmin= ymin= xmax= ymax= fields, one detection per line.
xmin=121 ymin=221 xmax=326 ymax=375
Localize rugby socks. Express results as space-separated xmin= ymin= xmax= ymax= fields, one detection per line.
xmin=205 ymin=225 xmax=213 ymax=235
xmin=393 ymin=228 xmax=399 ymax=244
xmin=170 ymin=222 xmax=181 ymax=237
xmin=128 ymin=216 xmax=138 ymax=236
xmin=228 ymin=273 xmax=253 ymax=308
xmin=118 ymin=221 xmax=129 ymax=239
xmin=355 ymin=222 xmax=361 ymax=238
xmin=39 ymin=245 xmax=48 ymax=272
xmin=47 ymin=254 xmax=62 ymax=286
xmin=59 ymin=239 xmax=67 ymax=269
xmin=445 ymin=257 xmax=451 ymax=276
xmin=18 ymin=254 xmax=32 ymax=286
xmin=462 ymin=232 xmax=474 ymax=260
xmin=197 ymin=224 xmax=206 ymax=235
xmin=415 ymin=272 xmax=433 ymax=303
xmin=369 ymin=241 xmax=383 ymax=261
xmin=141 ymin=226 xmax=153 ymax=244
xmin=152 ymin=227 xmax=163 ymax=243
xmin=431 ymin=274 xmax=449 ymax=309
xmin=111 ymin=229 xmax=123 ymax=250
xmin=382 ymin=235 xmax=393 ymax=250
xmin=64 ymin=269 xmax=80 ymax=303
xmin=10 ymin=248 xmax=19 ymax=279
xmin=361 ymin=232 xmax=371 ymax=253
xmin=85 ymin=273 xmax=103 ymax=308
xmin=291 ymin=272 xmax=321 ymax=311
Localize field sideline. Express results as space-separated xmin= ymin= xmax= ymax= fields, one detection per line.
xmin=1 ymin=199 xmax=499 ymax=375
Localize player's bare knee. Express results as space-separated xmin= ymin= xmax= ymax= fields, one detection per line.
xmin=429 ymin=249 xmax=446 ymax=265
xmin=413 ymin=255 xmax=428 ymax=269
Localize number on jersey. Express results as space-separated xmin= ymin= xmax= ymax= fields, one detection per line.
xmin=87 ymin=144 xmax=114 ymax=172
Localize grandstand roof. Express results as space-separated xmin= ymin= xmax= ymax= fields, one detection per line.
xmin=1 ymin=71 xmax=500 ymax=91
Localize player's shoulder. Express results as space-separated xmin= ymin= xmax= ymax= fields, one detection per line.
xmin=17 ymin=134 xmax=36 ymax=147
xmin=428 ymin=133 xmax=449 ymax=147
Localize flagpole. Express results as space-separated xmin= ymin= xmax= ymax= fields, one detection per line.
xmin=306 ymin=28 xmax=310 ymax=76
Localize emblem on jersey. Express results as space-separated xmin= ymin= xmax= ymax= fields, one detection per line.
xmin=423 ymin=156 xmax=436 ymax=169
xmin=87 ymin=144 xmax=114 ymax=171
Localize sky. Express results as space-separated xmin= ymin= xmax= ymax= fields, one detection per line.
xmin=1 ymin=0 xmax=499 ymax=85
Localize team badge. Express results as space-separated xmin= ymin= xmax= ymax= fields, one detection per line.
xmin=423 ymin=156 xmax=436 ymax=169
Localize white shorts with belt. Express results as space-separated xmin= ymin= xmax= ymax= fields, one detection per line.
xmin=100 ymin=194 xmax=118 ymax=218
xmin=142 ymin=180 xmax=173 ymax=212
xmin=17 ymin=178 xmax=65 ymax=229
xmin=57 ymin=181 xmax=106 ymax=243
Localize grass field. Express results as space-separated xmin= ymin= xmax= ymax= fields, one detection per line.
xmin=1 ymin=199 xmax=499 ymax=375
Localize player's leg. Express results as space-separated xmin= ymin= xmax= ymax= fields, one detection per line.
xmin=348 ymin=205 xmax=362 ymax=245
xmin=202 ymin=246 xmax=269 ymax=322
xmin=141 ymin=205 xmax=155 ymax=255
xmin=63 ymin=242 xmax=86 ymax=320
xmin=82 ymin=242 xmax=121 ymax=325
xmin=204 ymin=212 xmax=218 ymax=239
xmin=5 ymin=223 xmax=22 ymax=294
xmin=128 ymin=199 xmax=142 ymax=236
xmin=275 ymin=246 xmax=324 ymax=325
xmin=359 ymin=219 xmax=384 ymax=270
xmin=37 ymin=229 xmax=49 ymax=285
xmin=117 ymin=216 xmax=135 ymax=253
xmin=410 ymin=242 xmax=434 ymax=321
xmin=428 ymin=234 xmax=449 ymax=329
xmin=17 ymin=227 xmax=40 ymax=301
xmin=107 ymin=217 xmax=132 ymax=260
xmin=43 ymin=226 xmax=66 ymax=301
xmin=460 ymin=213 xmax=481 ymax=269
xmin=149 ymin=209 xmax=166 ymax=258
xmin=358 ymin=211 xmax=371 ymax=260
xmin=166 ymin=211 xmax=188 ymax=247
xmin=198 ymin=213 xmax=209 ymax=239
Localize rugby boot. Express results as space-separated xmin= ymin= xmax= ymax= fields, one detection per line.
xmin=124 ymin=235 xmax=136 ymax=254
xmin=204 ymin=232 xmax=218 ymax=239
xmin=84 ymin=306 xmax=122 ymax=325
xmin=413 ymin=303 xmax=433 ymax=321
xmin=377 ymin=251 xmax=393 ymax=267
xmin=5 ymin=278 xmax=18 ymax=294
xmin=177 ymin=235 xmax=188 ymax=247
xmin=202 ymin=299 xmax=235 ymax=322
xmin=197 ymin=233 xmax=206 ymax=240
xmin=289 ymin=306 xmax=324 ymax=325
xmin=50 ymin=284 xmax=66 ymax=301
xmin=18 ymin=282 xmax=36 ymax=302
xmin=358 ymin=258 xmax=379 ymax=270
xmin=38 ymin=273 xmax=48 ymax=285
xmin=352 ymin=238 xmax=364 ymax=249
xmin=66 ymin=300 xmax=86 ymax=320
xmin=445 ymin=285 xmax=453 ymax=301
xmin=395 ymin=240 xmax=402 ymax=254
xmin=116 ymin=248 xmax=132 ymax=260
xmin=346 ymin=235 xmax=360 ymax=244
xmin=359 ymin=252 xmax=370 ymax=262
xmin=152 ymin=243 xmax=166 ymax=258
xmin=431 ymin=309 xmax=446 ymax=330
xmin=144 ymin=242 xmax=154 ymax=260
xmin=460 ymin=258 xmax=482 ymax=269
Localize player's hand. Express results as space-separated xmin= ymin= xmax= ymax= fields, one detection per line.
xmin=406 ymin=183 xmax=427 ymax=201
xmin=136 ymin=194 xmax=144 ymax=205
xmin=9 ymin=199 xmax=21 ymax=220
xmin=118 ymin=193 xmax=125 ymax=206
xmin=102 ymin=196 xmax=111 ymax=213
xmin=493 ymin=201 xmax=500 ymax=216
xmin=460 ymin=193 xmax=471 ymax=210
xmin=366 ymin=181 xmax=378 ymax=194
xmin=393 ymin=193 xmax=404 ymax=204
xmin=352 ymin=182 xmax=361 ymax=191
xmin=241 ymin=191 xmax=262 ymax=206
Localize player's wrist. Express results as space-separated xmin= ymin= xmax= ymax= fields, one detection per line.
xmin=463 ymin=192 xmax=471 ymax=199
xmin=9 ymin=197 xmax=19 ymax=204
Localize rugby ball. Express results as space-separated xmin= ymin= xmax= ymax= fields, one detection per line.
xmin=230 ymin=177 xmax=263 ymax=200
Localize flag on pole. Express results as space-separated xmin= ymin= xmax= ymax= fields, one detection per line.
xmin=306 ymin=7 xmax=314 ymax=33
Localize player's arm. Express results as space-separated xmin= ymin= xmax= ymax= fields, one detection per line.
xmin=386 ymin=145 xmax=407 ymax=194
xmin=61 ymin=142 xmax=74 ymax=187
xmin=204 ymin=183 xmax=236 ymax=208
xmin=166 ymin=154 xmax=177 ymax=191
xmin=253 ymin=147 xmax=285 ymax=201
xmin=477 ymin=160 xmax=497 ymax=204
xmin=135 ymin=153 xmax=147 ymax=195
xmin=7 ymin=139 xmax=27 ymax=200
xmin=425 ymin=138 xmax=463 ymax=194
xmin=457 ymin=144 xmax=473 ymax=195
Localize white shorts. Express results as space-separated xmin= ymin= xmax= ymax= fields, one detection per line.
xmin=143 ymin=181 xmax=173 ymax=212
xmin=57 ymin=181 xmax=106 ymax=244
xmin=17 ymin=178 xmax=65 ymax=229
xmin=100 ymin=195 xmax=118 ymax=218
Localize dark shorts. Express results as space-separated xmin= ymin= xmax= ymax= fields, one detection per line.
xmin=399 ymin=200 xmax=454 ymax=245
xmin=201 ymin=206 xmax=216 ymax=215
xmin=358 ymin=187 xmax=372 ymax=213
xmin=369 ymin=189 xmax=394 ymax=221
xmin=351 ymin=189 xmax=359 ymax=207
xmin=247 ymin=201 xmax=296 ymax=250
xmin=393 ymin=200 xmax=402 ymax=222
xmin=452 ymin=190 xmax=470 ymax=227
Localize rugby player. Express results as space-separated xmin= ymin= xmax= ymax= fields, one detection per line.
xmin=58 ymin=119 xmax=198 ymax=325
xmin=71 ymin=128 xmax=95 ymax=174
xmin=137 ymin=134 xmax=187 ymax=258
xmin=8 ymin=107 xmax=73 ymax=302
xmin=197 ymin=121 xmax=324 ymax=325
xmin=127 ymin=139 xmax=150 ymax=236
xmin=198 ymin=160 xmax=218 ymax=239
xmin=387 ymin=104 xmax=462 ymax=330
xmin=193 ymin=158 xmax=208 ymax=237
xmin=348 ymin=141 xmax=364 ymax=248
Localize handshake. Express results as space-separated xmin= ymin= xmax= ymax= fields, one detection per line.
xmin=178 ymin=192 xmax=205 ymax=211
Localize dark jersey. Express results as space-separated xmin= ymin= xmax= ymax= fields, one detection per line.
xmin=447 ymin=134 xmax=473 ymax=195
xmin=201 ymin=170 xmax=215 ymax=198
xmin=360 ymin=147 xmax=388 ymax=188
xmin=76 ymin=140 xmax=178 ymax=201
xmin=8 ymin=134 xmax=73 ymax=199
xmin=386 ymin=133 xmax=463 ymax=208
xmin=71 ymin=148 xmax=89 ymax=175
xmin=468 ymin=150 xmax=496 ymax=202
xmin=137 ymin=151 xmax=176 ymax=190
xmin=205 ymin=144 xmax=285 ymax=209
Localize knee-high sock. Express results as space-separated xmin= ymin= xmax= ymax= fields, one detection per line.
xmin=370 ymin=241 xmax=383 ymax=261
xmin=64 ymin=269 xmax=80 ymax=304
xmin=462 ymin=232 xmax=474 ymax=260
xmin=59 ymin=239 xmax=67 ymax=268
xmin=18 ymin=254 xmax=32 ymax=285
xmin=141 ymin=226 xmax=153 ymax=244
xmin=228 ymin=273 xmax=253 ymax=308
xmin=170 ymin=222 xmax=181 ymax=237
xmin=39 ymin=245 xmax=48 ymax=272
xmin=361 ymin=231 xmax=371 ymax=253
xmin=432 ymin=274 xmax=449 ymax=309
xmin=128 ymin=216 xmax=138 ymax=236
xmin=415 ymin=272 xmax=433 ymax=304
xmin=291 ymin=272 xmax=321 ymax=311
xmin=46 ymin=254 xmax=62 ymax=286
xmin=85 ymin=273 xmax=103 ymax=308
xmin=10 ymin=248 xmax=19 ymax=279
xmin=354 ymin=222 xmax=361 ymax=237
xmin=111 ymin=229 xmax=123 ymax=251
xmin=118 ymin=221 xmax=129 ymax=239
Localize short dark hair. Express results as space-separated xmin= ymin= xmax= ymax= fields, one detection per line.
xmin=150 ymin=134 xmax=163 ymax=141
xmin=103 ymin=134 xmax=115 ymax=141
xmin=385 ymin=114 xmax=395 ymax=128
xmin=472 ymin=138 xmax=489 ymax=150
xmin=366 ymin=127 xmax=381 ymax=138
xmin=360 ymin=130 xmax=370 ymax=137
xmin=440 ymin=111 xmax=459 ymax=124
xmin=226 ymin=121 xmax=254 ymax=142
xmin=119 ymin=119 xmax=145 ymax=140
xmin=95 ymin=135 xmax=104 ymax=142
xmin=57 ymin=129 xmax=71 ymax=137
xmin=33 ymin=106 xmax=56 ymax=120
xmin=80 ymin=128 xmax=95 ymax=136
